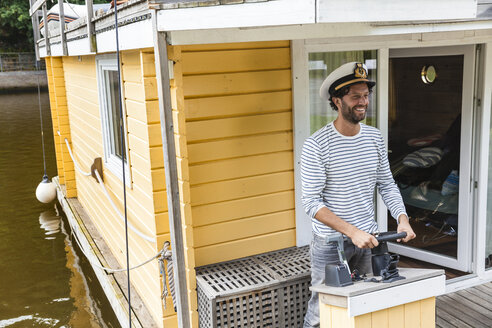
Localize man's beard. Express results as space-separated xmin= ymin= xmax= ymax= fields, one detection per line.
xmin=340 ymin=100 xmax=367 ymax=124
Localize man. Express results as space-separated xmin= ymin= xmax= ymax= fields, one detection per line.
xmin=301 ymin=62 xmax=416 ymax=328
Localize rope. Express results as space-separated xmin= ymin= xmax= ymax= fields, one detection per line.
xmin=93 ymin=170 xmax=155 ymax=243
xmin=36 ymin=60 xmax=47 ymax=178
xmin=158 ymin=241 xmax=177 ymax=310
xmin=112 ymin=1 xmax=132 ymax=326
xmin=68 ymin=217 xmax=162 ymax=273
xmin=60 ymin=133 xmax=91 ymax=176
xmin=64 ymin=213 xmax=177 ymax=310
xmin=59 ymin=131 xmax=156 ymax=243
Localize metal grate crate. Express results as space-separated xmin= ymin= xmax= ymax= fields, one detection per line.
xmin=196 ymin=246 xmax=311 ymax=328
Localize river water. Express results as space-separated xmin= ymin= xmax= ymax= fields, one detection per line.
xmin=0 ymin=91 xmax=120 ymax=327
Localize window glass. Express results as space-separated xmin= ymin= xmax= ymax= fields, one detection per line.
xmin=308 ymin=51 xmax=378 ymax=133
xmin=387 ymin=55 xmax=463 ymax=259
xmin=105 ymin=69 xmax=123 ymax=160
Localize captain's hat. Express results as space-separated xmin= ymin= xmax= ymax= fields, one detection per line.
xmin=319 ymin=62 xmax=376 ymax=101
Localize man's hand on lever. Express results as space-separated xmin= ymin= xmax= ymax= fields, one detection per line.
xmin=347 ymin=227 xmax=379 ymax=249
xmin=396 ymin=214 xmax=416 ymax=243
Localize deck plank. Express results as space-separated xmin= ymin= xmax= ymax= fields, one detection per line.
xmin=436 ymin=316 xmax=456 ymax=328
xmin=444 ymin=292 xmax=492 ymax=321
xmin=474 ymin=283 xmax=492 ymax=294
xmin=435 ymin=304 xmax=473 ymax=328
xmin=436 ymin=282 xmax=492 ymax=328
xmin=456 ymin=289 xmax=492 ymax=313
xmin=437 ymin=295 xmax=491 ymax=327
xmin=458 ymin=287 xmax=491 ymax=303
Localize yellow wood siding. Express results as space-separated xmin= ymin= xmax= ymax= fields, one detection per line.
xmin=319 ymin=297 xmax=436 ymax=328
xmin=45 ymin=57 xmax=76 ymax=196
xmin=60 ymin=51 xmax=167 ymax=327
xmin=180 ymin=41 xmax=295 ymax=266
xmin=167 ymin=40 xmax=294 ymax=328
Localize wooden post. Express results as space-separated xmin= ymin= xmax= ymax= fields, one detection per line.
xmin=85 ymin=0 xmax=97 ymax=53
xmin=42 ymin=3 xmax=51 ymax=57
xmin=58 ymin=0 xmax=68 ymax=56
xmin=151 ymin=11 xmax=191 ymax=328
xmin=30 ymin=0 xmax=41 ymax=61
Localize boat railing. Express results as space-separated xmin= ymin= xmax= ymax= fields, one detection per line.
xmin=29 ymin=0 xmax=96 ymax=60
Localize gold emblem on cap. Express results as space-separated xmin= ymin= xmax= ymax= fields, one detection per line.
xmin=354 ymin=63 xmax=367 ymax=79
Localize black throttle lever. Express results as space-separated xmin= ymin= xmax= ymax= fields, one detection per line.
xmin=375 ymin=232 xmax=407 ymax=243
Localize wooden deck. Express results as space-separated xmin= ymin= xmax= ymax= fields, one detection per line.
xmin=436 ymin=282 xmax=492 ymax=328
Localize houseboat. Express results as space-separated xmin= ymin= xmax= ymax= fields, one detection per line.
xmin=29 ymin=0 xmax=492 ymax=327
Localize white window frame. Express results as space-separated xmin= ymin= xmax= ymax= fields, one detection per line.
xmin=96 ymin=55 xmax=131 ymax=185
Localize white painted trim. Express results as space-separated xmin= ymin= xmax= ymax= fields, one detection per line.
xmin=317 ymin=0 xmax=476 ymax=23
xmin=167 ymin=21 xmax=492 ymax=46
xmin=39 ymin=46 xmax=47 ymax=58
xmin=96 ymin=55 xmax=131 ymax=187
xmin=48 ymin=42 xmax=63 ymax=57
xmin=37 ymin=19 xmax=492 ymax=58
xmin=66 ymin=38 xmax=94 ymax=56
xmin=292 ymin=39 xmax=311 ymax=247
xmin=157 ymin=0 xmax=315 ymax=32
xmin=377 ymin=48 xmax=390 ymax=231
xmin=96 ymin=19 xmax=153 ymax=54
xmin=445 ymin=272 xmax=492 ymax=293
xmin=476 ymin=43 xmax=492 ymax=277
xmin=347 ymin=275 xmax=445 ymax=317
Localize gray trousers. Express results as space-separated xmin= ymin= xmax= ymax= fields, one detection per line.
xmin=303 ymin=233 xmax=372 ymax=328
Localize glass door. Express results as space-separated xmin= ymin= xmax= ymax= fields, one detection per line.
xmin=386 ymin=46 xmax=475 ymax=272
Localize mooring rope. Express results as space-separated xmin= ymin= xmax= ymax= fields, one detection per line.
xmin=60 ymin=134 xmax=91 ymax=176
xmin=66 ymin=216 xmax=163 ymax=273
xmin=158 ymin=241 xmax=177 ymax=310
xmin=36 ymin=60 xmax=48 ymax=179
xmin=59 ymin=132 xmax=156 ymax=243
xmin=93 ymin=169 xmax=155 ymax=243
xmin=113 ymin=1 xmax=132 ymax=325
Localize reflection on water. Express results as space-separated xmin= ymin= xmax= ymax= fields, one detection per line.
xmin=39 ymin=210 xmax=61 ymax=239
xmin=0 ymin=91 xmax=119 ymax=327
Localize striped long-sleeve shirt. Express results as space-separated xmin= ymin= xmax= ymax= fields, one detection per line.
xmin=301 ymin=122 xmax=407 ymax=237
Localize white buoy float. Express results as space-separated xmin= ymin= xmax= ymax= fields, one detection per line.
xmin=36 ymin=175 xmax=57 ymax=203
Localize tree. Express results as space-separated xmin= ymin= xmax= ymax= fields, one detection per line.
xmin=0 ymin=0 xmax=108 ymax=52
xmin=0 ymin=0 xmax=33 ymax=51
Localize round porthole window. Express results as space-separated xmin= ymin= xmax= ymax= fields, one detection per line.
xmin=421 ymin=65 xmax=437 ymax=84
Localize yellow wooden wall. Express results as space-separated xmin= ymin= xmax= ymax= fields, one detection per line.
xmin=181 ymin=40 xmax=296 ymax=264
xmin=168 ymin=40 xmax=296 ymax=327
xmin=46 ymin=40 xmax=295 ymax=328
xmin=320 ymin=298 xmax=436 ymax=328
xmin=59 ymin=51 xmax=166 ymax=327
xmin=45 ymin=57 xmax=76 ymax=197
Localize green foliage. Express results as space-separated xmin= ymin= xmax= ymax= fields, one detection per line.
xmin=0 ymin=0 xmax=109 ymax=52
xmin=0 ymin=0 xmax=33 ymax=51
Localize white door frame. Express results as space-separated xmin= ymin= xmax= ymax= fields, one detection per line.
xmin=385 ymin=45 xmax=475 ymax=272
xmin=292 ymin=41 xmax=477 ymax=273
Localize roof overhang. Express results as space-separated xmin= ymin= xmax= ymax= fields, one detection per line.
xmin=156 ymin=0 xmax=478 ymax=32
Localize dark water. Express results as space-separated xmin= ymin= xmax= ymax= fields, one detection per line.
xmin=0 ymin=91 xmax=119 ymax=327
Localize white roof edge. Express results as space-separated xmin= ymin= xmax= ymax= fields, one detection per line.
xmin=166 ymin=20 xmax=492 ymax=46
xmin=38 ymin=18 xmax=153 ymax=58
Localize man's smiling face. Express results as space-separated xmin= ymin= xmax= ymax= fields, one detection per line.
xmin=338 ymin=83 xmax=370 ymax=125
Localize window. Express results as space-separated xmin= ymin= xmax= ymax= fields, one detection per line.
xmin=96 ymin=56 xmax=130 ymax=182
